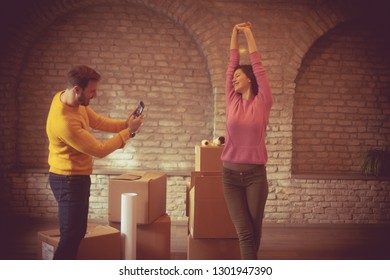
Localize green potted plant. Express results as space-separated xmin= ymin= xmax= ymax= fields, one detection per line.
xmin=361 ymin=149 xmax=390 ymax=177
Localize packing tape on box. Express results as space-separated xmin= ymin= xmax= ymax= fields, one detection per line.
xmin=121 ymin=193 xmax=137 ymax=260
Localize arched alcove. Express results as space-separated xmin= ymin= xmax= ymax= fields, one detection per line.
xmin=15 ymin=2 xmax=214 ymax=170
xmin=292 ymin=19 xmax=390 ymax=175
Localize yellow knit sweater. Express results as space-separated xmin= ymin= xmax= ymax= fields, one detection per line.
xmin=46 ymin=91 xmax=130 ymax=175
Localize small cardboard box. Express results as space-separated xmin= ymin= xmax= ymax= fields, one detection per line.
xmin=110 ymin=214 xmax=171 ymax=260
xmin=188 ymin=175 xmax=237 ymax=238
xmin=137 ymin=214 xmax=171 ymax=260
xmin=37 ymin=224 xmax=121 ymax=260
xmin=187 ymin=234 xmax=240 ymax=260
xmin=108 ymin=171 xmax=167 ymax=224
xmin=195 ymin=145 xmax=224 ymax=172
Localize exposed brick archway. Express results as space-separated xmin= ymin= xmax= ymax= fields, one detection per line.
xmin=1 ymin=1 xmax=389 ymax=224
xmin=0 ymin=0 xmax=225 ymax=170
xmin=292 ymin=19 xmax=390 ymax=175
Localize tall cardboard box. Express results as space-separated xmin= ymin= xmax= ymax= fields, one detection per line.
xmin=195 ymin=145 xmax=224 ymax=172
xmin=187 ymin=235 xmax=240 ymax=260
xmin=188 ymin=175 xmax=237 ymax=238
xmin=186 ymin=171 xmax=222 ymax=217
xmin=110 ymin=214 xmax=171 ymax=260
xmin=108 ymin=172 xmax=166 ymax=224
xmin=37 ymin=224 xmax=121 ymax=260
xmin=190 ymin=171 xmax=222 ymax=188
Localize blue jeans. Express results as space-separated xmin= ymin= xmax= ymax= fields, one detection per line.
xmin=222 ymin=166 xmax=268 ymax=260
xmin=49 ymin=173 xmax=90 ymax=260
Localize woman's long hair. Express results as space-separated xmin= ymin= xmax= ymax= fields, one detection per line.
xmin=234 ymin=65 xmax=258 ymax=96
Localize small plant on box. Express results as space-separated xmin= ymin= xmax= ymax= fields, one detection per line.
xmin=361 ymin=149 xmax=390 ymax=177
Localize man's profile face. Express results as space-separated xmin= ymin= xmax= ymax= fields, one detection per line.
xmin=77 ymin=80 xmax=98 ymax=106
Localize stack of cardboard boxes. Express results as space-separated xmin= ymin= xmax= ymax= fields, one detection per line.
xmin=187 ymin=145 xmax=240 ymax=259
xmin=37 ymin=171 xmax=169 ymax=260
xmin=108 ymin=171 xmax=170 ymax=260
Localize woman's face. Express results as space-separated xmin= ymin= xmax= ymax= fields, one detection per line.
xmin=232 ymin=69 xmax=251 ymax=94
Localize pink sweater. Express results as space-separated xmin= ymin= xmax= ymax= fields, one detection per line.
xmin=221 ymin=49 xmax=273 ymax=165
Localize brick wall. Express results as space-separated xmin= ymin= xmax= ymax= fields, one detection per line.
xmin=1 ymin=0 xmax=389 ymax=223
xmin=4 ymin=171 xmax=389 ymax=223
xmin=16 ymin=3 xmax=213 ymax=170
xmin=293 ymin=20 xmax=390 ymax=174
xmin=4 ymin=171 xmax=189 ymax=221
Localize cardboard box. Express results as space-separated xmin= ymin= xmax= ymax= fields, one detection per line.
xmin=190 ymin=171 xmax=222 ymax=189
xmin=188 ymin=175 xmax=237 ymax=238
xmin=108 ymin=171 xmax=166 ymax=224
xmin=186 ymin=171 xmax=222 ymax=217
xmin=37 ymin=224 xmax=121 ymax=260
xmin=110 ymin=214 xmax=171 ymax=260
xmin=187 ymin=234 xmax=240 ymax=260
xmin=195 ymin=145 xmax=224 ymax=172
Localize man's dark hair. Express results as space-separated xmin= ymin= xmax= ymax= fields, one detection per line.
xmin=67 ymin=65 xmax=101 ymax=89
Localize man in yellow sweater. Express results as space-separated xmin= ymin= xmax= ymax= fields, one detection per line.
xmin=46 ymin=65 xmax=143 ymax=259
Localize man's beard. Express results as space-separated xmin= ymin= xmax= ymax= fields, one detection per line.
xmin=77 ymin=91 xmax=90 ymax=106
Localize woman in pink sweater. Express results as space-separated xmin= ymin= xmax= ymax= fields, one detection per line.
xmin=221 ymin=22 xmax=273 ymax=259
